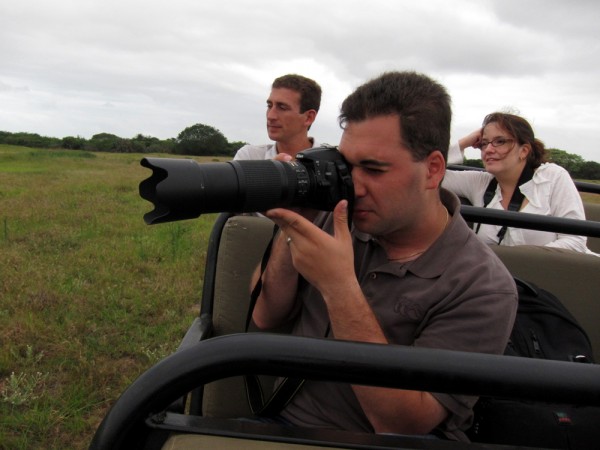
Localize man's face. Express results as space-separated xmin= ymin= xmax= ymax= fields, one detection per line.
xmin=266 ymin=87 xmax=311 ymax=143
xmin=339 ymin=115 xmax=429 ymax=239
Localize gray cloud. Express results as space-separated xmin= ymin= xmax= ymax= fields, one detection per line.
xmin=0 ymin=0 xmax=598 ymax=162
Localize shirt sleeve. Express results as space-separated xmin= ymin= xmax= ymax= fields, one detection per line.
xmin=543 ymin=166 xmax=589 ymax=252
xmin=447 ymin=141 xmax=464 ymax=164
xmin=233 ymin=145 xmax=252 ymax=161
xmin=442 ymin=170 xmax=493 ymax=206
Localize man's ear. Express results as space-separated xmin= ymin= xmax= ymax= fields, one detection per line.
xmin=425 ymin=150 xmax=446 ymax=189
xmin=304 ymin=109 xmax=317 ymax=128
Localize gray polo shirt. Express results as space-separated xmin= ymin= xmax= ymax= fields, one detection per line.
xmin=280 ymin=189 xmax=518 ymax=441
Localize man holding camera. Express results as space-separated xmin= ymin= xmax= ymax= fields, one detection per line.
xmin=234 ymin=74 xmax=322 ymax=161
xmin=251 ymin=71 xmax=518 ymax=441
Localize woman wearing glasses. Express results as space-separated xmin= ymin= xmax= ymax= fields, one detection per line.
xmin=443 ymin=112 xmax=594 ymax=253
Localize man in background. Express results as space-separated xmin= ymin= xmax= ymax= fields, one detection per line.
xmin=234 ymin=74 xmax=322 ymax=161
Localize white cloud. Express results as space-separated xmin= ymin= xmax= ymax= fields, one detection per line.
xmin=0 ymin=0 xmax=599 ymax=162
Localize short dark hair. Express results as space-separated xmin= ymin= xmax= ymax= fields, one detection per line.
xmin=482 ymin=112 xmax=547 ymax=168
xmin=272 ymin=74 xmax=322 ymax=113
xmin=339 ymin=71 xmax=452 ymax=161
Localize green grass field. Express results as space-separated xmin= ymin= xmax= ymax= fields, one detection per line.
xmin=0 ymin=145 xmax=598 ymax=449
xmin=0 ymin=145 xmax=221 ymax=449
xmin=581 ymin=191 xmax=600 ymax=204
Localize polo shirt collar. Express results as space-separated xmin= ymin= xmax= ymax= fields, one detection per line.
xmin=354 ymin=189 xmax=471 ymax=279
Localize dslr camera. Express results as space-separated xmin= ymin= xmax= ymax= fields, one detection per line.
xmin=139 ymin=146 xmax=354 ymax=224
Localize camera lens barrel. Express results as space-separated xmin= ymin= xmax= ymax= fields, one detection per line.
xmin=140 ymin=158 xmax=310 ymax=224
xmin=139 ymin=147 xmax=353 ymax=225
xmin=229 ymin=160 xmax=309 ymax=212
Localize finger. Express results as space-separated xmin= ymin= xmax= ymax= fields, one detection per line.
xmin=265 ymin=208 xmax=305 ymax=236
xmin=273 ymin=153 xmax=293 ymax=162
xmin=332 ymin=200 xmax=351 ymax=244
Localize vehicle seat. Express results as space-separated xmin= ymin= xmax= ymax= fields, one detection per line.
xmin=584 ymin=202 xmax=600 ymax=253
xmin=492 ymin=245 xmax=600 ymax=359
xmin=200 ymin=214 xmax=281 ymax=419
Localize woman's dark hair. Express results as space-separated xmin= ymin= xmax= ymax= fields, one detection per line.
xmin=482 ymin=112 xmax=547 ymax=168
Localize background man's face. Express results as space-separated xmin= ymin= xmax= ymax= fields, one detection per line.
xmin=266 ymin=88 xmax=309 ymax=143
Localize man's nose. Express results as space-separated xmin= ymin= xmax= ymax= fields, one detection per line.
xmin=351 ymin=172 xmax=366 ymax=197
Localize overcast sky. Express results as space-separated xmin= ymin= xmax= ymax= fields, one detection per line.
xmin=1 ymin=0 xmax=599 ymax=162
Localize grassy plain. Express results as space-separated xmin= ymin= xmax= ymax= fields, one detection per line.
xmin=0 ymin=145 xmax=221 ymax=449
xmin=0 ymin=145 xmax=598 ymax=449
xmin=581 ymin=191 xmax=600 ymax=204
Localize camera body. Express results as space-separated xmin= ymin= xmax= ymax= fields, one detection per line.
xmin=139 ymin=146 xmax=354 ymax=225
xmin=293 ymin=145 xmax=354 ymax=210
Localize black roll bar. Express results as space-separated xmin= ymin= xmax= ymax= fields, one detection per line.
xmin=460 ymin=205 xmax=600 ymax=238
xmin=90 ymin=333 xmax=600 ymax=449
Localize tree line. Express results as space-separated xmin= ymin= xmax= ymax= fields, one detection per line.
xmin=0 ymin=124 xmax=246 ymax=157
xmin=1 ymin=125 xmax=599 ymax=180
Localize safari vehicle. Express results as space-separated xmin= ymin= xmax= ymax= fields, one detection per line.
xmin=90 ymin=156 xmax=600 ymax=450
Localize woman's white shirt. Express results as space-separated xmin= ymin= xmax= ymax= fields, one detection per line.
xmin=444 ymin=144 xmax=593 ymax=254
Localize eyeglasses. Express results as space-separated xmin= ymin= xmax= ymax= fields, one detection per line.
xmin=478 ymin=137 xmax=515 ymax=150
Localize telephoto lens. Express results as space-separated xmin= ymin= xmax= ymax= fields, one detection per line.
xmin=139 ymin=146 xmax=354 ymax=225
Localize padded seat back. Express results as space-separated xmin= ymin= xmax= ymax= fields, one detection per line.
xmin=202 ymin=215 xmax=277 ymax=418
xmin=584 ymin=203 xmax=600 ymax=253
xmin=492 ymin=245 xmax=600 ymax=359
